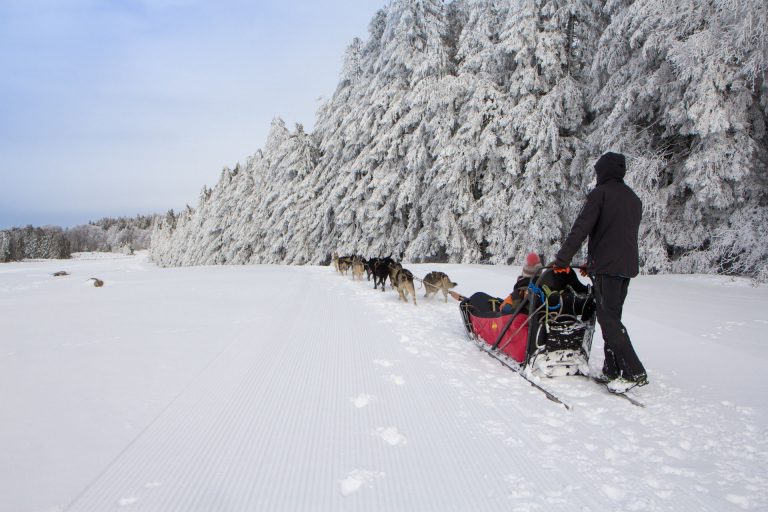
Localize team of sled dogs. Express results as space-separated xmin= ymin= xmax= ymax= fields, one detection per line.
xmin=332 ymin=253 xmax=457 ymax=305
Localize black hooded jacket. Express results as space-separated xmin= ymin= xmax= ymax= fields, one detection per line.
xmin=554 ymin=152 xmax=642 ymax=277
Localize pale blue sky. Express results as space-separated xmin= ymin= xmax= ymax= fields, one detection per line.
xmin=0 ymin=0 xmax=386 ymax=228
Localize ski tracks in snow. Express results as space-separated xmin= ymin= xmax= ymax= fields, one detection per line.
xmin=332 ymin=266 xmax=768 ymax=512
xmin=333 ymin=270 xmax=618 ymax=511
xmin=54 ymin=265 xmax=768 ymax=511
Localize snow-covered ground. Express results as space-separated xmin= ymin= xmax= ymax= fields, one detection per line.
xmin=1 ymin=252 xmax=766 ymax=512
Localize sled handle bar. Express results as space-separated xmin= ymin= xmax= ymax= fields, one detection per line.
xmin=535 ymin=264 xmax=593 ymax=283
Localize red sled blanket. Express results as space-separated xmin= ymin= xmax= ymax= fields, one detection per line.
xmin=460 ymin=292 xmax=528 ymax=363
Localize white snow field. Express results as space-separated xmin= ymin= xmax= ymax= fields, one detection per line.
xmin=1 ymin=252 xmax=766 ymax=512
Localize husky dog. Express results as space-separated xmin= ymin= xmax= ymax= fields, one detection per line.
xmin=363 ymin=258 xmax=375 ymax=281
xmin=52 ymin=271 xmax=69 ymax=277
xmin=423 ymin=271 xmax=458 ymax=303
xmin=90 ymin=278 xmax=104 ymax=287
xmin=332 ymin=252 xmax=340 ymax=272
xmin=388 ymin=261 xmax=403 ymax=290
xmin=372 ymin=258 xmax=394 ymax=291
xmin=394 ymin=268 xmax=417 ymax=305
xmin=351 ymin=256 xmax=365 ymax=280
xmin=337 ymin=256 xmax=353 ymax=275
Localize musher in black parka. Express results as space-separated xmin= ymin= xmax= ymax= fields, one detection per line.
xmin=552 ymin=152 xmax=648 ymax=390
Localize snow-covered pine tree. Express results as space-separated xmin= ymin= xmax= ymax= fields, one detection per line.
xmin=305 ymin=0 xmax=455 ymax=261
xmin=587 ymin=0 xmax=768 ymax=277
xmin=496 ymin=0 xmax=600 ymax=264
xmin=0 ymin=226 xmax=71 ymax=261
xmin=149 ymin=0 xmax=767 ymax=280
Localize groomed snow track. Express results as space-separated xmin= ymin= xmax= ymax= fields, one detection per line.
xmin=1 ymin=255 xmax=766 ymax=511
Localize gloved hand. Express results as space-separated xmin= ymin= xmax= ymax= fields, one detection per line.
xmin=578 ymin=267 xmax=589 ymax=277
xmin=547 ymin=259 xmax=570 ymax=274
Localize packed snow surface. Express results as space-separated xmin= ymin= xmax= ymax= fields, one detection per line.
xmin=1 ymin=253 xmax=766 ymax=511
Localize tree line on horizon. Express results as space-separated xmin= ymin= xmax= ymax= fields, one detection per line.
xmin=0 ymin=215 xmax=155 ymax=262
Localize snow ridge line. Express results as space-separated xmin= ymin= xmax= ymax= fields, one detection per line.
xmin=258 ymin=279 xmax=340 ymax=511
xmin=150 ymin=271 xmax=308 ymax=510
xmin=65 ymin=272 xmax=300 ymax=510
xmin=62 ymin=312 xmax=260 ymax=511
xmin=338 ymin=276 xmax=488 ymax=510
xmin=53 ymin=265 xmax=768 ymax=511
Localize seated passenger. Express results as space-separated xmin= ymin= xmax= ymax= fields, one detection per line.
xmin=500 ymin=252 xmax=542 ymax=314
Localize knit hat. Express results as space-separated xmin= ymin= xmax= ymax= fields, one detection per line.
xmin=522 ymin=252 xmax=542 ymax=277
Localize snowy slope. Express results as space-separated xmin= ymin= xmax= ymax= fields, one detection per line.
xmin=1 ymin=254 xmax=766 ymax=511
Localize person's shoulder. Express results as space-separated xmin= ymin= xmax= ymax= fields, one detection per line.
xmin=586 ymin=185 xmax=606 ymax=201
xmin=619 ymin=181 xmax=642 ymax=201
xmin=602 ymin=179 xmax=636 ymax=196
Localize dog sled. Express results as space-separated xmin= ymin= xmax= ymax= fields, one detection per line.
xmin=458 ymin=267 xmax=596 ymax=378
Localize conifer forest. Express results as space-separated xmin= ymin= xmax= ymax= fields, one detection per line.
xmin=151 ymin=0 xmax=768 ymax=280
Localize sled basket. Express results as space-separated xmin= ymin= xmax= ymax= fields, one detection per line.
xmin=458 ymin=269 xmax=597 ymax=376
xmin=459 ymin=292 xmax=528 ymax=363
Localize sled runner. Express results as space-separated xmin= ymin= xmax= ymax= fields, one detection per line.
xmin=459 ymin=267 xmax=597 ymax=378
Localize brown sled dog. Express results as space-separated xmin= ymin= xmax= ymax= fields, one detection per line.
xmin=332 ymin=252 xmax=340 ymax=272
xmin=337 ymin=256 xmax=353 ymax=275
xmin=393 ymin=268 xmax=417 ymax=305
xmin=423 ymin=271 xmax=458 ymax=303
xmin=351 ymin=256 xmax=365 ymax=280
xmin=388 ymin=261 xmax=403 ymax=290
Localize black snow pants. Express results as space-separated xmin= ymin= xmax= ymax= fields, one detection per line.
xmin=594 ymin=275 xmax=646 ymax=380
